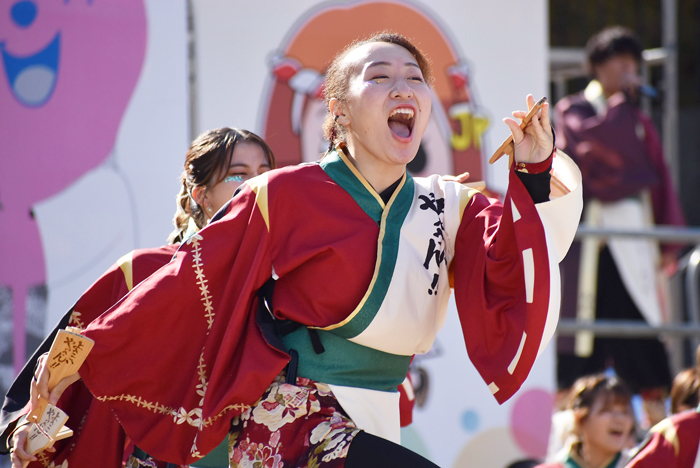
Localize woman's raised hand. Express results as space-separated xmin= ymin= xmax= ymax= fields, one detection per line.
xmin=503 ymin=94 xmax=553 ymax=164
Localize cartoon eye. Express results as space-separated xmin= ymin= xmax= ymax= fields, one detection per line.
xmin=224 ymin=175 xmax=244 ymax=183
xmin=11 ymin=1 xmax=37 ymax=28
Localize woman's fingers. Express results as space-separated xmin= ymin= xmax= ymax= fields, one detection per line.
xmin=49 ymin=372 xmax=80 ymax=406
xmin=503 ymin=117 xmax=525 ymax=144
xmin=35 ymin=355 xmax=50 ymax=402
xmin=11 ymin=427 xmax=37 ymax=468
xmin=442 ymin=172 xmax=470 ymax=183
xmin=526 ymin=94 xmax=535 ymax=110
xmin=540 ymin=101 xmax=552 ymax=135
xmin=512 ymin=110 xmax=527 ymax=120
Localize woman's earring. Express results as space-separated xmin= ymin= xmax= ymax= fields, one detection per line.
xmin=207 ymin=205 xmax=213 ymax=212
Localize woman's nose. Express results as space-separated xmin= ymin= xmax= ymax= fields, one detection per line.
xmin=392 ymin=79 xmax=413 ymax=99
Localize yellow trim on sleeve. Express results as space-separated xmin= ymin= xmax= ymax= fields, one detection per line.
xmin=246 ymin=172 xmax=270 ymax=231
xmin=117 ymin=251 xmax=135 ymax=291
xmin=458 ymin=187 xmax=480 ymax=221
xmin=336 ymin=149 xmax=386 ymax=209
xmin=314 ymin=173 xmax=406 ymax=331
xmin=649 ymin=417 xmax=680 ymax=456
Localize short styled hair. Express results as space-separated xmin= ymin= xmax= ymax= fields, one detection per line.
xmin=586 ymin=26 xmax=643 ymax=69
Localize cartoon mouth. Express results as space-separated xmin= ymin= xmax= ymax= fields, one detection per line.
xmin=1 ymin=33 xmax=60 ymax=107
xmin=388 ymin=107 xmax=415 ymax=139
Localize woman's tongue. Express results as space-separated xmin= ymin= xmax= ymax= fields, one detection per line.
xmin=389 ymin=120 xmax=411 ymax=138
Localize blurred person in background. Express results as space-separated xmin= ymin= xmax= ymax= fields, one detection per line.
xmin=537 ymin=374 xmax=636 ymax=468
xmin=627 ymin=346 xmax=700 ymax=467
xmin=555 ymin=26 xmax=686 ymax=430
xmin=670 ymin=367 xmax=700 ymax=415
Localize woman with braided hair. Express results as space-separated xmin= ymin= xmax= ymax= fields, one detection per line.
xmin=4 ymin=128 xmax=275 ymax=468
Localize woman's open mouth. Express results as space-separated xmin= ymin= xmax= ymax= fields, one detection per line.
xmin=1 ymin=33 xmax=60 ymax=107
xmin=388 ymin=107 xmax=415 ymax=140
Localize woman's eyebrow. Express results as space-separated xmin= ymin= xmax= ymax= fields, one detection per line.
xmin=365 ymin=61 xmax=420 ymax=70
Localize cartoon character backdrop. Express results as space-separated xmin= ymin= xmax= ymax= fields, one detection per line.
xmin=0 ymin=0 xmax=188 ymax=411
xmin=191 ymin=1 xmax=552 ymax=466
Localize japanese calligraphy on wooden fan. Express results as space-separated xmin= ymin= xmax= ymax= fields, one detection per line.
xmin=24 ymin=328 xmax=94 ymax=454
xmin=26 ymin=406 xmax=72 ymax=455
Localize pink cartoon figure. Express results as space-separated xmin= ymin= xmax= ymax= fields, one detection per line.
xmin=0 ymin=0 xmax=146 ymax=373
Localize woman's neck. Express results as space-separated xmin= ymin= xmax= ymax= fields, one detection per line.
xmin=341 ymin=144 xmax=406 ymax=194
xmin=576 ymin=442 xmax=618 ymax=468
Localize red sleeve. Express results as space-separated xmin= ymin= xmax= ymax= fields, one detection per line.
xmin=79 ymin=184 xmax=288 ymax=464
xmin=454 ymin=168 xmax=554 ymax=404
xmin=627 ymin=430 xmax=680 ymax=468
xmin=398 ymin=371 xmax=415 ymax=427
xmin=70 ymin=245 xmax=177 ymax=329
xmin=628 ymin=412 xmax=700 ymax=468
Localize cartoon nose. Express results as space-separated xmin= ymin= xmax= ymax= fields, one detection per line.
xmin=11 ymin=1 xmax=38 ymax=28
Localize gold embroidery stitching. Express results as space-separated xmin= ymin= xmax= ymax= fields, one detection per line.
xmin=187 ymin=234 xmax=215 ymax=332
xmin=68 ymin=311 xmax=84 ymax=330
xmin=94 ymin=233 xmax=251 ymax=459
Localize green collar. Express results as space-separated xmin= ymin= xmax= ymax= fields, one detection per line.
xmin=317 ymin=148 xmax=414 ymax=338
xmin=320 ymin=149 xmax=411 ymax=224
xmin=564 ymin=449 xmax=621 ymax=468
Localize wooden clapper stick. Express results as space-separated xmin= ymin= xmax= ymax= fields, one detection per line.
xmin=489 ymin=96 xmax=569 ymax=195
xmin=25 ymin=328 xmax=94 ymax=455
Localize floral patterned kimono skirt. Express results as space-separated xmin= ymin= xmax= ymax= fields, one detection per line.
xmin=228 ymin=374 xmax=360 ymax=468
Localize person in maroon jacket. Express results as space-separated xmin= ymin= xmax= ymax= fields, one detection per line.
xmin=555 ymin=26 xmax=686 ymax=428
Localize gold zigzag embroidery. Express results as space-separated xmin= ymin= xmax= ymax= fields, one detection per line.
xmin=94 ymin=393 xmax=250 ymax=429
xmin=188 ymin=236 xmax=216 ymax=331
xmin=38 ymin=451 xmax=50 ymax=467
xmin=95 ymin=234 xmax=250 ymax=458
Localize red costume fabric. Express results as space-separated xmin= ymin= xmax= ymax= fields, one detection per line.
xmin=77 ymin=154 xmax=576 ymax=464
xmin=0 ymin=245 xmax=177 ymax=468
xmin=627 ymin=409 xmax=700 ymax=468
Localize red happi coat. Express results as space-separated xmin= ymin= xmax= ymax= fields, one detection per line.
xmin=627 ymin=409 xmax=700 ymax=468
xmin=78 ymin=152 xmax=580 ymax=464
xmin=0 ymin=245 xmax=177 ymax=468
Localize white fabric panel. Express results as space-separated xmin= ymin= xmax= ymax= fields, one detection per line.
xmin=329 ymin=384 xmax=401 ymax=444
xmin=522 ymin=248 xmax=535 ymax=304
xmin=534 ymin=151 xmax=583 ymax=358
xmin=508 ymin=332 xmax=527 ymax=375
xmin=350 ymin=177 xmax=457 ymax=356
xmin=600 ymin=198 xmax=663 ymax=325
xmin=534 ymin=150 xmax=584 ymax=263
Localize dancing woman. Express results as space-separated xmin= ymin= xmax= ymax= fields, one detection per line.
xmin=31 ymin=33 xmax=582 ymax=467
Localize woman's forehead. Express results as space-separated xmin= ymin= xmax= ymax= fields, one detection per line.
xmin=342 ymin=42 xmax=417 ymax=71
